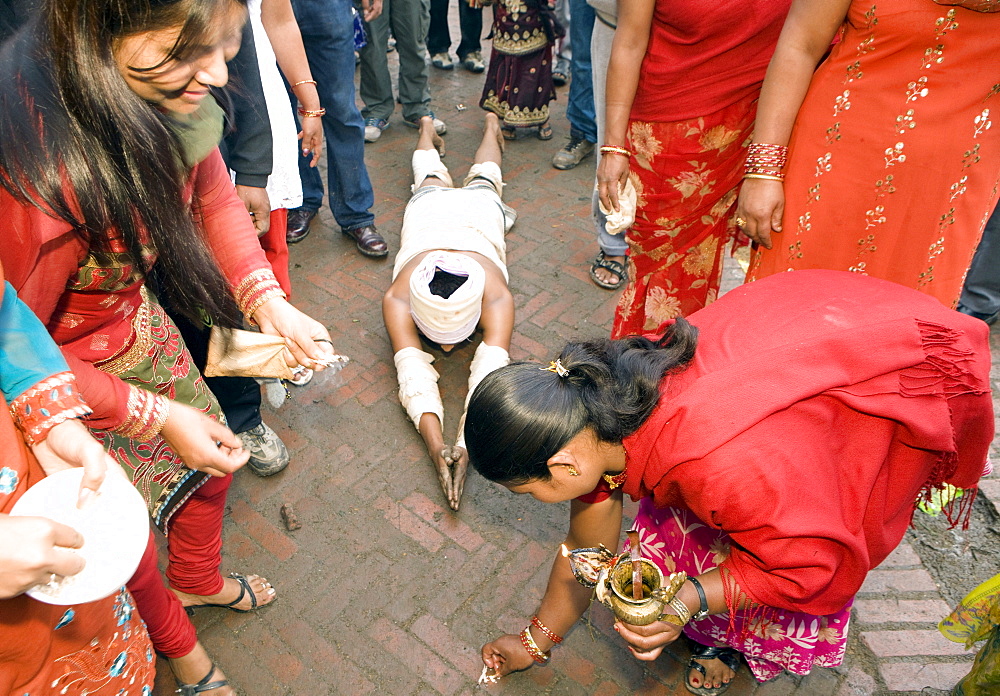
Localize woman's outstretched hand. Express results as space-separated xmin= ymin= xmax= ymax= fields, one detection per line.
xmin=597 ymin=152 xmax=631 ymax=214
xmin=481 ymin=634 xmax=535 ymax=677
xmin=735 ymin=178 xmax=785 ymax=250
xmin=252 ymin=298 xmax=335 ymax=372
xmin=160 ymin=402 xmax=250 ymax=477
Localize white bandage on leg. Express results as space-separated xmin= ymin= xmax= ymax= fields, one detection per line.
xmin=455 ymin=342 xmax=510 ymax=449
xmin=411 ymin=149 xmax=453 ymax=192
xmin=463 ymin=162 xmax=503 ymax=193
xmin=394 ymin=347 xmax=444 ymax=430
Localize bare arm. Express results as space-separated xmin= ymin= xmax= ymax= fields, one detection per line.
xmin=482 ymin=494 xmax=624 ymax=675
xmin=260 ymin=0 xmax=323 ymax=165
xmin=736 ymin=0 xmax=851 ymax=248
xmin=480 ymin=273 xmax=514 ymax=352
xmin=597 ymin=0 xmax=655 ymax=211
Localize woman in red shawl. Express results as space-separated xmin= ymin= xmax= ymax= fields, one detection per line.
xmin=597 ymin=0 xmax=790 ymax=335
xmin=463 ymin=270 xmax=993 ymax=693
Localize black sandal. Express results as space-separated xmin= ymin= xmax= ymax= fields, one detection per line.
xmin=589 ymin=250 xmax=627 ymax=290
xmin=685 ymin=642 xmax=742 ymax=695
xmin=175 ymin=662 xmax=229 ymax=696
xmin=537 ymin=121 xmax=553 ymax=141
xmin=184 ymin=572 xmax=262 ymax=616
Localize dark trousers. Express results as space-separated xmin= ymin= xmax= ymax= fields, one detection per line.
xmin=426 ymin=0 xmax=482 ymax=59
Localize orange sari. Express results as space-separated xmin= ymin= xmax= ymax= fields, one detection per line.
xmin=747 ymin=0 xmax=1000 ymax=306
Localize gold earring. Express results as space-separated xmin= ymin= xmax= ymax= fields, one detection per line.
xmin=567 ymin=466 xmax=580 ymax=477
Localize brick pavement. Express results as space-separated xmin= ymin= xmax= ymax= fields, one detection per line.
xmin=151 ymin=34 xmax=999 ymax=696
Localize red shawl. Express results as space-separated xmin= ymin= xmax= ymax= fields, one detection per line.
xmin=621 ymin=270 xmax=993 ymax=616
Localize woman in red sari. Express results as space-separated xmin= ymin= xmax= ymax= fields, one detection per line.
xmin=597 ymin=0 xmax=791 ymax=338
xmin=0 ymin=0 xmax=336 ymax=693
xmin=0 ymin=275 xmax=154 ymax=694
xmin=464 ymin=270 xmax=993 ymax=693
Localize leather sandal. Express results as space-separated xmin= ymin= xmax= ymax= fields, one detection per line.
xmin=342 ymin=224 xmax=388 ymax=257
xmin=537 ymin=121 xmax=553 ymax=141
xmin=685 ymin=642 xmax=742 ymax=695
xmin=175 ymin=662 xmax=230 ymax=696
xmin=589 ymin=250 xmax=627 ymax=290
xmin=184 ymin=572 xmax=262 ymax=615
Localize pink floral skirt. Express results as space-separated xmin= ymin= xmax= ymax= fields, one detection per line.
xmin=631 ymin=498 xmax=851 ymax=681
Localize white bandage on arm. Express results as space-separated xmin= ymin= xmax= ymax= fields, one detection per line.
xmin=394 ymin=347 xmax=444 ymax=431
xmin=411 ymin=149 xmax=453 ymax=192
xmin=455 ymin=342 xmax=510 ymax=449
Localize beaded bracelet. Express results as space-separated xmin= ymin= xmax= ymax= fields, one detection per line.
xmin=520 ymin=627 xmax=551 ymax=664
xmin=291 ymin=79 xmax=317 ymax=88
xmin=531 ymin=616 xmax=563 ymax=645
xmin=599 ymin=145 xmax=632 ymax=158
xmin=297 ymin=107 xmax=327 ymax=118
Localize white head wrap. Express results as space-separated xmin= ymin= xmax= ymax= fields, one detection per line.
xmin=409 ymin=251 xmax=486 ymax=345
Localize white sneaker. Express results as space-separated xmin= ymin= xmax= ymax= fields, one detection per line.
xmin=430 ymin=52 xmax=454 ymax=70
xmin=364 ymin=117 xmax=389 ymax=143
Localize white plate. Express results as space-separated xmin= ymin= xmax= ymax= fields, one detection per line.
xmin=10 ymin=467 xmax=149 ymax=605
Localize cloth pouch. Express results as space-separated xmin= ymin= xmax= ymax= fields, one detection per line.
xmin=598 ymin=179 xmax=637 ymax=235
xmin=204 ymin=326 xmax=296 ymax=380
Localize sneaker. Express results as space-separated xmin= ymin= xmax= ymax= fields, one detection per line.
xmin=551 ymin=134 xmax=595 ymax=170
xmin=403 ymin=111 xmax=446 ymax=135
xmin=430 ymin=52 xmax=454 ymax=70
xmin=460 ymin=51 xmax=485 ymax=73
xmin=364 ymin=117 xmax=389 ymax=143
xmin=238 ymin=422 xmax=289 ymax=477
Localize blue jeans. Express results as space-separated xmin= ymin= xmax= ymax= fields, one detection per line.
xmin=565 ymin=0 xmax=597 ymax=143
xmin=289 ymin=0 xmax=375 ymax=230
xmin=958 ymin=201 xmax=1000 ymax=316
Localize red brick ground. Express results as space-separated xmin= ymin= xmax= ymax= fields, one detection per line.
xmin=151 ymin=28 xmax=998 ymax=696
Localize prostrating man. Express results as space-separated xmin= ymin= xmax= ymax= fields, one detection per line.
xmin=383 ymin=114 xmax=515 ymax=511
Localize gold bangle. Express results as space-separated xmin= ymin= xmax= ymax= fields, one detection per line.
xmin=744 ymin=173 xmax=785 ymax=182
xmin=292 ymin=79 xmax=317 ymax=88
xmin=599 ymin=145 xmax=632 ymax=158
xmin=297 ymin=107 xmax=326 ymax=118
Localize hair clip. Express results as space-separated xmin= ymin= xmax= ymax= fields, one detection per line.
xmin=542 ymin=359 xmax=569 ymax=378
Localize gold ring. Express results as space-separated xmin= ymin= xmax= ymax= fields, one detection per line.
xmin=735 ymin=217 xmax=747 ymax=228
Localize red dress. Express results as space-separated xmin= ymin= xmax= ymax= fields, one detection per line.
xmin=612 ymin=0 xmax=790 ymax=337
xmin=747 ymin=0 xmax=1000 ymax=307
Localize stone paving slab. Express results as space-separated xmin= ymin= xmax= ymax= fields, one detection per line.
xmin=149 ymin=28 xmax=997 ymax=696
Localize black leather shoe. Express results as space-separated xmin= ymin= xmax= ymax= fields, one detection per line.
xmin=286 ymin=208 xmax=317 ymax=244
xmin=342 ymin=224 xmax=388 ymax=257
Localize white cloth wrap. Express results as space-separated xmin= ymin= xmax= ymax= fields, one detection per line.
xmin=462 ymin=161 xmax=504 ymax=192
xmin=408 ymin=251 xmax=486 ymax=345
xmin=598 ymin=179 xmax=637 ymax=235
xmin=394 ymin=347 xmax=443 ymax=430
xmin=411 ymin=148 xmax=454 ymax=191
xmin=455 ymin=342 xmax=510 ymax=449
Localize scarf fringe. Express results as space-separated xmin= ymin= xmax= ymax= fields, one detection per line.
xmin=899 ymin=321 xmax=985 ymax=398
xmin=721 ymin=566 xmax=780 ymax=645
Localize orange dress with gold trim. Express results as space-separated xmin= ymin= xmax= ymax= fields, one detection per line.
xmin=747 ymin=0 xmax=1000 ymax=307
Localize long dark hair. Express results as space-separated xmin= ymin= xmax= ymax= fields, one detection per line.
xmin=464 ymin=321 xmax=699 ymax=485
xmin=0 ymin=0 xmax=246 ymax=327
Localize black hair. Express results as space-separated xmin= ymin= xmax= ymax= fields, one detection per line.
xmin=429 ymin=268 xmax=468 ymax=300
xmin=0 ymin=0 xmax=247 ymax=328
xmin=464 ymin=320 xmax=699 ymax=485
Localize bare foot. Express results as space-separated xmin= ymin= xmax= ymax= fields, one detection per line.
xmin=169 ymin=642 xmax=236 ymax=696
xmin=171 ymin=574 xmax=276 ymax=611
xmin=688 ymin=655 xmax=736 ymax=691
xmin=593 ymin=255 xmax=625 ymax=286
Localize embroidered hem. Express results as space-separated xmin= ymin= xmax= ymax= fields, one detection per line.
xmin=9 ymin=372 xmax=92 ymax=446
